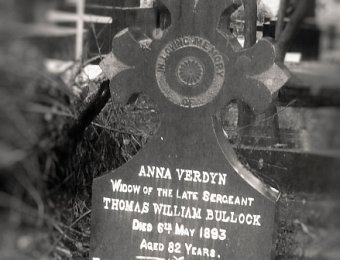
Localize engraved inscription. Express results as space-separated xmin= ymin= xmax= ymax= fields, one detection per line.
xmin=155 ymin=36 xmax=226 ymax=108
xmin=100 ymin=164 xmax=264 ymax=260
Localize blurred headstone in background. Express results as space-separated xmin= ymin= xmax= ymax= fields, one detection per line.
xmin=263 ymin=0 xmax=320 ymax=61
xmin=316 ymin=0 xmax=340 ymax=61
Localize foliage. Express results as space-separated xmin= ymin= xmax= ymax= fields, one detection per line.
xmin=0 ymin=35 xmax=159 ymax=258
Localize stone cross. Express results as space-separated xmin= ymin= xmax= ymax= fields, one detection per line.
xmin=91 ymin=1 xmax=289 ymax=259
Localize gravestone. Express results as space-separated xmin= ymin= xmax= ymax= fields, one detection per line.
xmin=91 ymin=1 xmax=289 ymax=260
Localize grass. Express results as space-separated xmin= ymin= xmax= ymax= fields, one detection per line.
xmin=0 ymin=35 xmax=160 ymax=259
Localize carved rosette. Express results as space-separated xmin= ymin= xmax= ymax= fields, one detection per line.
xmin=176 ymin=56 xmax=205 ymax=87
xmin=154 ymin=36 xmax=226 ymax=108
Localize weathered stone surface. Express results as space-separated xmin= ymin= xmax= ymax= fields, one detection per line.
xmin=92 ymin=1 xmax=289 ymax=259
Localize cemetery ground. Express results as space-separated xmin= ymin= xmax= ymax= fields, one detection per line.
xmin=1 ymin=41 xmax=340 ymax=259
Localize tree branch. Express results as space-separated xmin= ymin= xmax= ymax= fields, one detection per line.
xmin=55 ymin=80 xmax=111 ymax=161
xmin=237 ymin=0 xmax=257 ymax=143
xmin=275 ymin=0 xmax=288 ymax=42
xmin=276 ymin=0 xmax=309 ymax=60
xmin=67 ymin=80 xmax=111 ymax=142
xmin=243 ymin=0 xmax=257 ymax=48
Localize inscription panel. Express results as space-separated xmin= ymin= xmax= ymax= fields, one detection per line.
xmin=90 ymin=131 xmax=276 ymax=260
